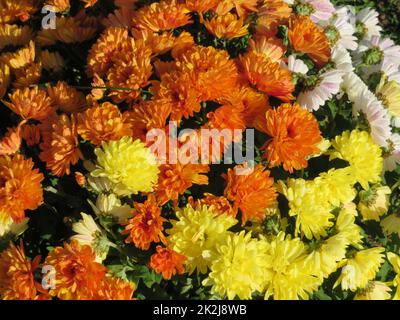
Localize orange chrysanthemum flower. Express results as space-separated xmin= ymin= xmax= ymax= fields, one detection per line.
xmin=77 ymin=102 xmax=132 ymax=146
xmin=255 ymin=0 xmax=292 ymax=38
xmin=0 ymin=62 xmax=10 ymax=99
xmin=40 ymin=50 xmax=65 ymax=73
xmin=124 ymin=100 xmax=171 ymax=141
xmin=36 ymin=17 xmax=97 ymax=46
xmin=1 ymin=41 xmax=35 ymax=70
xmin=0 ymin=126 xmax=21 ymax=156
xmin=175 ymin=45 xmax=239 ymax=101
xmin=223 ymin=164 xmax=277 ymax=225
xmin=204 ymin=13 xmax=249 ymax=40
xmin=74 ymin=171 xmax=87 ymax=187
xmin=201 ymin=104 xmax=246 ymax=162
xmin=149 ymin=246 xmax=186 ymax=280
xmin=20 ymin=124 xmax=41 ymax=146
xmin=249 ymin=36 xmax=286 ymax=63
xmin=95 ymin=276 xmax=135 ymax=300
xmin=185 ymin=0 xmax=218 ymax=13
xmin=39 ymin=115 xmax=83 ymax=176
xmin=0 ymin=154 xmax=44 ymax=224
xmin=3 ymin=87 xmax=55 ymax=122
xmin=47 ymin=81 xmax=87 ymax=114
xmin=44 ymin=241 xmax=108 ymax=300
xmin=288 ymin=15 xmax=331 ymax=68
xmin=132 ymin=0 xmax=192 ymax=32
xmin=87 ymin=27 xmax=129 ymax=77
xmin=0 ymin=0 xmax=37 ymax=24
xmin=189 ymin=193 xmax=236 ymax=217
xmin=81 ymin=0 xmax=98 ymax=8
xmin=215 ymin=0 xmax=258 ymax=18
xmin=106 ymin=38 xmax=152 ymax=103
xmin=171 ymin=31 xmax=195 ymax=59
xmin=44 ymin=0 xmax=70 ymax=12
xmin=239 ymin=50 xmax=295 ymax=102
xmin=258 ymin=0 xmax=292 ymax=21
xmin=155 ymin=163 xmax=209 ymax=206
xmin=0 ymin=24 xmax=33 ymax=51
xmin=115 ymin=0 xmax=138 ymax=8
xmin=155 ymin=71 xmax=200 ymax=123
xmin=102 ymin=7 xmax=135 ymax=28
xmin=0 ymin=242 xmax=42 ymax=300
xmin=254 ymin=102 xmax=322 ymax=173
xmin=13 ymin=62 xmax=42 ymax=88
xmin=123 ymin=195 xmax=166 ymax=250
xmin=219 ymin=86 xmax=270 ymax=128
xmin=132 ymin=29 xmax=176 ymax=57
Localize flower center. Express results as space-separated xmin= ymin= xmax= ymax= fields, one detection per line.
xmin=359 ymin=188 xmax=378 ymax=206
xmin=382 ymin=139 xmax=396 ymax=158
xmin=355 ymin=21 xmax=367 ymax=39
xmin=376 ymin=92 xmax=390 ymax=110
xmin=325 ymin=26 xmax=340 ymax=46
xmin=357 ymin=112 xmax=371 ymax=133
xmin=294 ymin=2 xmax=315 ymax=16
xmin=362 ymin=47 xmax=383 ymax=65
xmin=302 ymin=74 xmax=321 ymax=91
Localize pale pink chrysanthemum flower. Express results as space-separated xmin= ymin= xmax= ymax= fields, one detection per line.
xmin=298 ymin=69 xmax=343 ymax=111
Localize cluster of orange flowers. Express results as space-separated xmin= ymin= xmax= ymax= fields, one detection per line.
xmin=0 ymin=0 xmax=335 ymax=300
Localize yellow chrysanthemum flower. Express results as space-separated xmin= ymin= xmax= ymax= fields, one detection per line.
xmin=302 ymin=233 xmax=349 ymax=279
xmin=329 ymin=130 xmax=383 ymax=190
xmin=336 ymin=203 xmax=363 ymax=248
xmin=387 ymin=252 xmax=400 ymax=300
xmin=203 ymin=231 xmax=268 ymax=300
xmin=376 ymin=80 xmax=400 ymax=118
xmin=314 ymin=168 xmax=356 ymax=207
xmin=354 ymin=281 xmax=392 ymax=300
xmin=358 ymin=185 xmax=391 ymax=221
xmin=166 ymin=204 xmax=237 ymax=274
xmin=278 ymin=179 xmax=334 ymax=240
xmin=91 ymin=136 xmax=159 ymax=196
xmin=381 ymin=213 xmax=400 ymax=238
xmin=263 ymin=232 xmax=322 ymax=300
xmin=334 ymin=247 xmax=385 ymax=292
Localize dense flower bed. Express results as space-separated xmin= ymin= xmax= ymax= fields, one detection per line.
xmin=1 ymin=0 xmax=400 ymax=300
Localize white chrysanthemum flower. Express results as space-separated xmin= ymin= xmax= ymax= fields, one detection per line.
xmin=342 ymin=72 xmax=369 ymax=101
xmin=334 ymin=6 xmax=352 ymax=20
xmin=362 ymin=60 xmax=400 ymax=86
xmin=332 ymin=45 xmax=354 ymax=73
xmin=298 ymin=69 xmax=343 ymax=111
xmin=88 ymin=193 xmax=132 ymax=223
xmin=293 ymin=0 xmax=335 ymax=22
xmin=355 ymin=36 xmax=400 ymax=67
xmin=0 ymin=218 xmax=29 ymax=238
xmin=287 ymin=54 xmax=309 ymax=75
xmin=322 ymin=15 xmax=358 ymax=51
xmin=71 ymin=212 xmax=110 ymax=262
xmin=383 ymin=133 xmax=400 ymax=172
xmin=355 ymin=8 xmax=382 ymax=40
xmin=352 ymin=88 xmax=392 ymax=147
